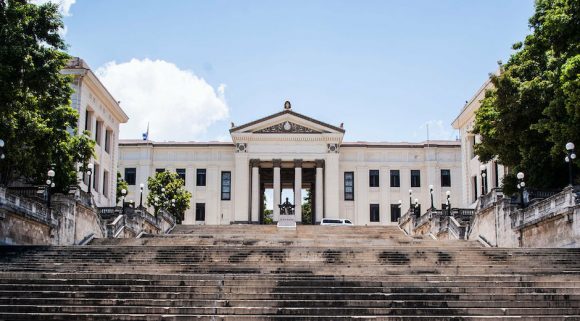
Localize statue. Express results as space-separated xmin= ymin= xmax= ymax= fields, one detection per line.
xmin=278 ymin=197 xmax=295 ymax=216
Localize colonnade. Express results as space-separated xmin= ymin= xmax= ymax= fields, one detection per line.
xmin=249 ymin=159 xmax=325 ymax=223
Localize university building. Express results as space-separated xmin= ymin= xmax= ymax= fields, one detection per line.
xmin=119 ymin=103 xmax=462 ymax=225
xmin=63 ymin=58 xmax=129 ymax=207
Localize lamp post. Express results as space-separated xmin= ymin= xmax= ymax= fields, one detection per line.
xmin=139 ymin=183 xmax=144 ymax=209
xmin=408 ymin=189 xmax=413 ymax=214
xmin=414 ymin=198 xmax=419 ymax=217
xmin=429 ymin=184 xmax=434 ymax=210
xmin=86 ymin=163 xmax=93 ymax=193
xmin=446 ymin=190 xmax=451 ymax=216
xmin=154 ymin=196 xmax=160 ymax=215
xmin=565 ymin=142 xmax=576 ymax=186
xmin=0 ymin=139 xmax=5 ymax=160
xmin=517 ymin=172 xmax=525 ymax=208
xmin=480 ymin=164 xmax=487 ymax=195
xmin=46 ymin=167 xmax=55 ymax=213
xmin=121 ymin=188 xmax=127 ymax=213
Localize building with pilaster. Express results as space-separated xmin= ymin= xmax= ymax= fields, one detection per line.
xmin=119 ymin=102 xmax=462 ymax=225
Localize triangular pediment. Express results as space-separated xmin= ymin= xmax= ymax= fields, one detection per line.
xmin=230 ymin=109 xmax=345 ymax=135
xmin=254 ymin=121 xmax=321 ymax=134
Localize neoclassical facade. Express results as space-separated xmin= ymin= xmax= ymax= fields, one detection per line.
xmin=119 ymin=104 xmax=462 ymax=225
xmin=63 ymin=58 xmax=129 ymax=207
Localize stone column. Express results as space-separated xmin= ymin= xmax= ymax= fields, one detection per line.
xmin=294 ymin=159 xmax=302 ymax=223
xmin=250 ymin=159 xmax=260 ymax=223
xmin=233 ymin=153 xmax=249 ymax=223
xmin=315 ymin=159 xmax=324 ymax=223
xmin=273 ymin=159 xmax=281 ymax=222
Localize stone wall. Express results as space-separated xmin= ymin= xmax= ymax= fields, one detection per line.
xmin=0 ymin=212 xmax=52 ymax=245
xmin=520 ymin=207 xmax=580 ymax=248
xmin=467 ymin=187 xmax=579 ymax=248
xmin=0 ymin=188 xmax=103 ymax=245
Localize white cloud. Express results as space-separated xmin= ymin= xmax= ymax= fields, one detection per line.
xmin=96 ymin=59 xmax=229 ymax=141
xmin=31 ymin=0 xmax=76 ymax=16
xmin=417 ymin=120 xmax=457 ymax=141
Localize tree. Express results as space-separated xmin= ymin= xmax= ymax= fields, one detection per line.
xmin=301 ymin=189 xmax=312 ymax=224
xmin=473 ymin=0 xmax=580 ymax=194
xmin=0 ymin=0 xmax=94 ymax=192
xmin=146 ymin=171 xmax=192 ymax=223
xmin=263 ymin=193 xmax=273 ymax=224
xmin=116 ymin=172 xmax=128 ymax=204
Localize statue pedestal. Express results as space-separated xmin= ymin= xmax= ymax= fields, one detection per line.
xmin=277 ymin=214 xmax=296 ymax=229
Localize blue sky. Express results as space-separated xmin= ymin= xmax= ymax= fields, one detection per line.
xmin=58 ymin=0 xmax=535 ymax=143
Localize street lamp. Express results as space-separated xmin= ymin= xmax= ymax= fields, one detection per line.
xmin=46 ymin=167 xmax=55 ymax=212
xmin=408 ymin=189 xmax=413 ymax=213
xmin=517 ymin=172 xmax=525 ymax=208
xmin=86 ymin=163 xmax=94 ymax=193
xmin=480 ymin=164 xmax=488 ymax=195
xmin=446 ymin=191 xmax=451 ymax=216
xmin=565 ymin=142 xmax=576 ymax=186
xmin=139 ymin=183 xmax=144 ymax=209
xmin=0 ymin=139 xmax=5 ymax=160
xmin=429 ymin=184 xmax=434 ymax=210
xmin=414 ymin=198 xmax=419 ymax=217
xmin=121 ymin=188 xmax=127 ymax=213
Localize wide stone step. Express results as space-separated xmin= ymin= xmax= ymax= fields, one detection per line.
xmin=2 ymin=298 xmax=580 ymax=308
xmin=2 ymin=305 xmax=580 ymax=316
xmin=3 ymin=314 xmax=580 ymax=321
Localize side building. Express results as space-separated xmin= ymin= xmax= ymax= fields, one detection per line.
xmin=62 ymin=58 xmax=129 ymax=207
xmin=451 ymin=78 xmax=507 ymax=208
xmin=119 ymin=104 xmax=462 ymax=225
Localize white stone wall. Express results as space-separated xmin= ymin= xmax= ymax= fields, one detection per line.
xmin=118 ymin=143 xmax=235 ymax=224
xmin=339 ymin=144 xmax=462 ymax=225
xmin=119 ymin=141 xmax=462 ymax=226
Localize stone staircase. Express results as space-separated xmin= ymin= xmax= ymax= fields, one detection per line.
xmin=0 ymin=225 xmax=580 ymax=320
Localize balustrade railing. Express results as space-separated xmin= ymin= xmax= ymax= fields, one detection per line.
xmin=1 ymin=187 xmax=51 ymax=225
xmin=512 ymin=186 xmax=576 ymax=229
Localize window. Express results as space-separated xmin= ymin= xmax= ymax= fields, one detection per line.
xmin=370 ymin=204 xmax=380 ymax=222
xmin=196 ymin=169 xmax=206 ymax=186
xmin=470 ymin=136 xmax=477 ymax=159
xmin=195 ymin=203 xmax=205 ymax=221
xmin=344 ymin=172 xmax=354 ymax=200
xmin=104 ymin=129 xmax=112 ymax=153
xmin=369 ymin=170 xmax=379 ymax=187
xmin=411 ymin=170 xmax=421 ymax=187
xmin=155 ymin=168 xmax=165 ymax=174
xmin=441 ymin=169 xmax=451 ymax=187
xmin=124 ymin=168 xmax=136 ymax=185
xmin=390 ymin=170 xmax=400 ymax=187
xmin=494 ymin=161 xmax=499 ymax=188
xmin=176 ymin=168 xmax=186 ymax=185
xmin=221 ymin=171 xmax=231 ymax=200
xmin=390 ymin=204 xmax=401 ymax=222
xmin=103 ymin=170 xmax=109 ymax=196
xmin=95 ymin=120 xmax=103 ymax=145
xmin=84 ymin=110 xmax=92 ymax=132
xmin=93 ymin=163 xmax=100 ymax=191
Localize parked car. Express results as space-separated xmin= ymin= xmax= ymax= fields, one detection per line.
xmin=320 ymin=218 xmax=353 ymax=226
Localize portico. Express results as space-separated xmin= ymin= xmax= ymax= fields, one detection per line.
xmin=248 ymin=159 xmax=323 ymax=224
xmin=230 ymin=102 xmax=344 ymax=224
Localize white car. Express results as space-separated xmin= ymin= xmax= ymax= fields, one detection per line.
xmin=320 ymin=218 xmax=353 ymax=226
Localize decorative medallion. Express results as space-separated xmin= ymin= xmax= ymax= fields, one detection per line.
xmin=255 ymin=121 xmax=319 ymax=134
xmin=235 ymin=143 xmax=247 ymax=153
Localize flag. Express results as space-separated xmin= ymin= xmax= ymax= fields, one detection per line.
xmin=142 ymin=122 xmax=149 ymax=141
